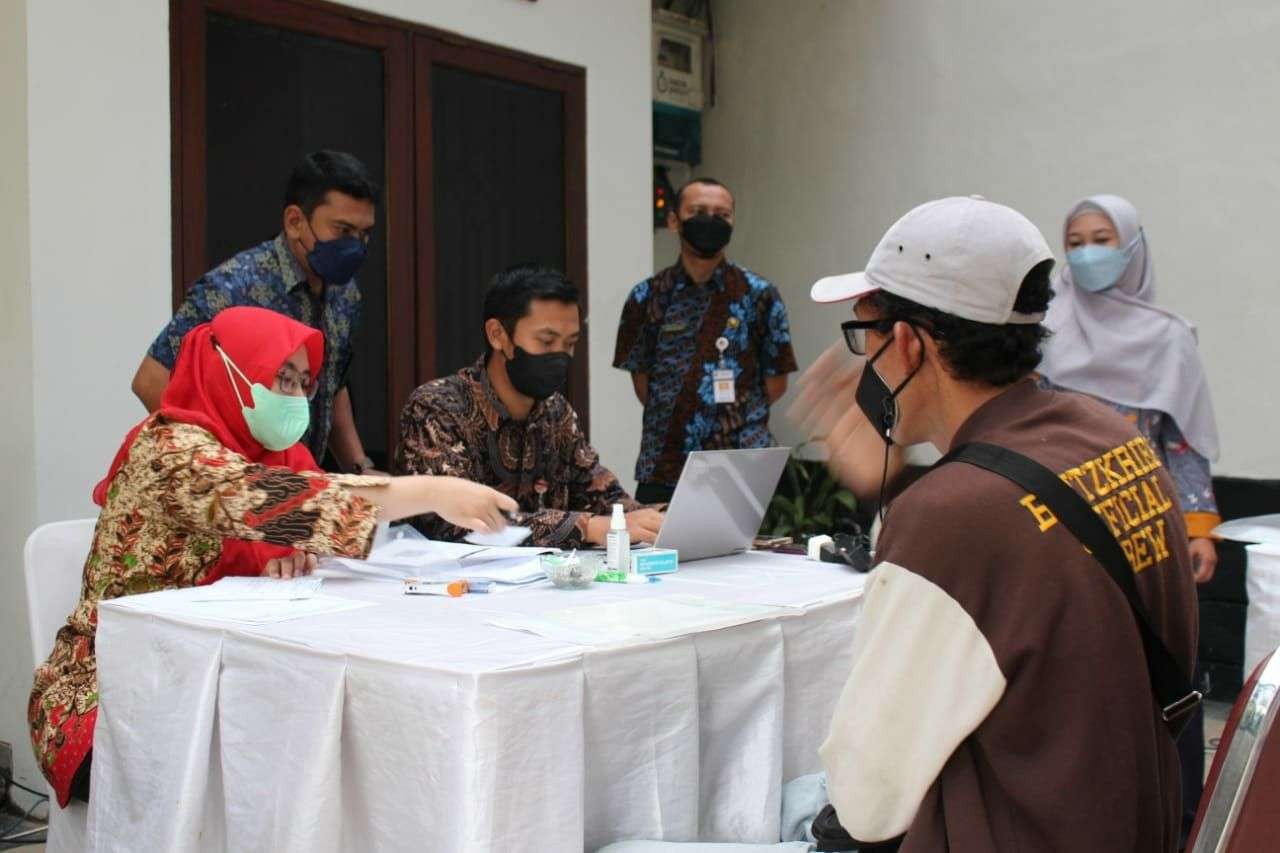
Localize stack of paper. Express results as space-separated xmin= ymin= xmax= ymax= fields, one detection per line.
xmin=451 ymin=557 xmax=547 ymax=585
xmin=323 ymin=537 xmax=553 ymax=588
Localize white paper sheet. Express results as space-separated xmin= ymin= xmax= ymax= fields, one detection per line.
xmin=459 ymin=545 xmax=555 ymax=562
xmin=189 ymin=576 xmax=324 ymax=601
xmin=365 ymin=538 xmax=486 ymax=567
xmin=110 ymin=587 xmax=374 ymax=625
xmin=465 ymin=526 xmax=534 ymax=547
xmin=320 ymin=558 xmax=417 ymax=580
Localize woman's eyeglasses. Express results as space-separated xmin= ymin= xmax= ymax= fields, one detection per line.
xmin=276 ymin=366 xmax=318 ymax=400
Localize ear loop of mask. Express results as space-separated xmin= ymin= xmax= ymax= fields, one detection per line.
xmin=215 ymin=344 xmax=253 ymax=410
xmin=872 ymin=325 xmax=926 ymax=529
xmin=298 ymin=212 xmax=321 ymax=255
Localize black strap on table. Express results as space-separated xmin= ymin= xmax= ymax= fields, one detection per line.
xmin=937 ymin=441 xmax=1201 ymax=735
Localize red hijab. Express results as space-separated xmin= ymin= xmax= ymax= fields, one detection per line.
xmin=95 ymin=306 xmax=326 ymax=580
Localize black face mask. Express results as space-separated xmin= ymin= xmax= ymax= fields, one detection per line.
xmin=506 ymin=346 xmax=571 ymax=401
xmin=679 ymin=213 xmax=733 ymax=258
xmin=855 ymin=330 xmax=923 ymax=446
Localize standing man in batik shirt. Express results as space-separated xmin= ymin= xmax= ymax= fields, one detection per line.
xmin=131 ymin=150 xmax=381 ymax=474
xmin=614 ymin=178 xmax=799 ymax=504
xmin=396 ymin=265 xmax=665 ymax=548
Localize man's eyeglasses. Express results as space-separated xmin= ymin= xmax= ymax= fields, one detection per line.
xmin=840 ymin=319 xmax=895 ymax=356
xmin=841 ymin=317 xmax=935 ymax=356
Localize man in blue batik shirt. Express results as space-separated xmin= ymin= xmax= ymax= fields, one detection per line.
xmin=614 ymin=178 xmax=798 ymax=504
xmin=132 ymin=150 xmax=380 ymax=472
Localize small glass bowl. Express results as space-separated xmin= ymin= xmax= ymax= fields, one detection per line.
xmin=542 ymin=552 xmax=599 ymax=589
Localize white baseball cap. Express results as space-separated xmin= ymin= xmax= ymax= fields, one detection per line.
xmin=810 ymin=196 xmax=1054 ymax=325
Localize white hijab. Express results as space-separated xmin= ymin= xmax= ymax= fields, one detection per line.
xmin=1040 ymin=194 xmax=1220 ymax=461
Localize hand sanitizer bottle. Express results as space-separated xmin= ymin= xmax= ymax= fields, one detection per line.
xmin=606 ymin=503 xmax=631 ymax=573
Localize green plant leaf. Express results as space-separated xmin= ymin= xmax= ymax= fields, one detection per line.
xmin=813 ymin=476 xmax=836 ymax=508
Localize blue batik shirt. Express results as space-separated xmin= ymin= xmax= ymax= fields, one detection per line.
xmin=614 ymin=260 xmax=798 ymax=486
xmin=147 ymin=234 xmax=361 ymax=462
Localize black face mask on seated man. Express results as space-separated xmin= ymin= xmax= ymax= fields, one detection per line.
xmin=505 ymin=346 xmax=572 ymax=401
xmin=855 ymin=328 xmax=925 ymax=446
xmin=680 ymin=213 xmax=733 ymax=258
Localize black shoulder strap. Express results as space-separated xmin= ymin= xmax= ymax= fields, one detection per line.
xmin=938 ymin=441 xmax=1200 ymax=732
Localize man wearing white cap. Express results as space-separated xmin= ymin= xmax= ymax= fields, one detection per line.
xmin=790 ymin=196 xmax=1199 ymax=851
xmin=592 ymin=198 xmax=1199 ymax=853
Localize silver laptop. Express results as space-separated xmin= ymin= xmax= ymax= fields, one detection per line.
xmin=652 ymin=447 xmax=791 ymax=562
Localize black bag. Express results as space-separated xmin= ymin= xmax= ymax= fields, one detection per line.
xmin=811 ymin=803 xmax=901 ymax=852
xmin=938 ymin=441 xmax=1201 ymax=737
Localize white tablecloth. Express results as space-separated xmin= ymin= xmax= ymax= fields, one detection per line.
xmin=1245 ymin=543 xmax=1280 ymax=677
xmin=88 ymin=552 xmax=865 ymax=852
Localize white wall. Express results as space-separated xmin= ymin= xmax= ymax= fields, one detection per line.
xmin=701 ymin=0 xmax=1280 ymax=477
xmin=1 ymin=0 xmax=650 ymax=797
xmin=0 ymin=0 xmax=39 ymax=805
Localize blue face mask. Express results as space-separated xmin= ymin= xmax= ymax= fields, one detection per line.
xmin=304 ymin=219 xmax=367 ymax=284
xmin=1066 ymin=234 xmax=1139 ymax=293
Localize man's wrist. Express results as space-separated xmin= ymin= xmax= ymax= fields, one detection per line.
xmin=348 ymin=455 xmax=376 ymax=475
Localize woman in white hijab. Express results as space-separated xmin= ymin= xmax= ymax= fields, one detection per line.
xmin=1040 ymin=194 xmax=1219 ymax=848
xmin=1041 ymin=194 xmax=1220 ymax=582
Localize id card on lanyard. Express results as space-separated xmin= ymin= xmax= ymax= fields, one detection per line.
xmin=713 ymin=336 xmax=735 ymax=404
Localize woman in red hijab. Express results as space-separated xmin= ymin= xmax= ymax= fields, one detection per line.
xmin=29 ymin=306 xmax=515 ymax=807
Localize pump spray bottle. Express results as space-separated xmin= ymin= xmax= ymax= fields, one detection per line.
xmin=606 ymin=503 xmax=631 ymax=573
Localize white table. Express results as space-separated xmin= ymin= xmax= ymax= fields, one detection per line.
xmin=88 ymin=552 xmax=865 ymax=853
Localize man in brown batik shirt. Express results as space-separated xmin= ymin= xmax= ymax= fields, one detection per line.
xmin=396 ymin=266 xmax=664 ymax=548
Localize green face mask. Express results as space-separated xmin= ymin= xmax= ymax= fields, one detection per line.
xmin=217 ymin=346 xmax=311 ymax=451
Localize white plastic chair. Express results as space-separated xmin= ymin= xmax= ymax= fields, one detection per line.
xmin=24 ymin=518 xmax=97 ymax=853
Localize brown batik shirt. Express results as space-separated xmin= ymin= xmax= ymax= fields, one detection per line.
xmin=395 ymin=358 xmax=640 ymax=547
xmin=820 ymin=379 xmax=1198 ymax=853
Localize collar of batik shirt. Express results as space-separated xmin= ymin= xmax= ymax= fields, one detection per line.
xmin=272 ymin=232 xmax=313 ymax=295
xmin=674 ymin=258 xmax=730 ymax=292
xmin=472 ymin=355 xmax=554 ymax=432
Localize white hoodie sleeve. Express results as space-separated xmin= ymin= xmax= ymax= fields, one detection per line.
xmin=819 ymin=560 xmax=1007 ymax=842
